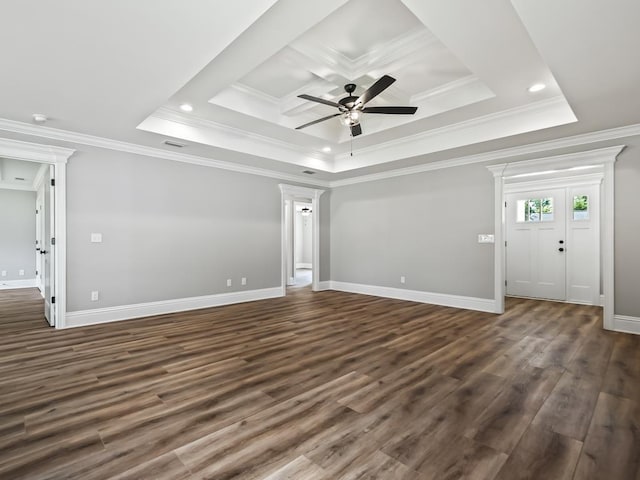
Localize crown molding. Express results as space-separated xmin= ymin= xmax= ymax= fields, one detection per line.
xmin=335 ymin=96 xmax=573 ymax=166
xmin=153 ymin=107 xmax=326 ymax=161
xmin=487 ymin=145 xmax=624 ymax=178
xmin=0 ymin=182 xmax=35 ymax=192
xmin=2 ymin=116 xmax=639 ymax=191
xmin=0 ymin=136 xmax=75 ymax=164
xmin=0 ymin=118 xmax=330 ymax=187
xmin=330 ymin=124 xmax=639 ymax=187
xmin=410 ymin=75 xmax=483 ymax=104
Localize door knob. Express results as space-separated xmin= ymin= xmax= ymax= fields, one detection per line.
xmin=559 ymin=240 xmax=564 ymax=244
xmin=40 ymin=250 xmax=47 ymax=255
xmin=558 ymin=247 xmax=564 ymax=252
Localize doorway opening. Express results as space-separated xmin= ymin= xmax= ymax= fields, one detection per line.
xmin=293 ymin=201 xmax=313 ymax=288
xmin=487 ymin=145 xmax=624 ymax=330
xmin=279 ymin=184 xmax=325 ymax=295
xmin=0 ymin=138 xmax=74 ymax=328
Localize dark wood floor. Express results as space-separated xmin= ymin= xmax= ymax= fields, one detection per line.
xmin=1 ymin=287 xmax=639 ymax=479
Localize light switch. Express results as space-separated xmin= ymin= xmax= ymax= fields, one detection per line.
xmin=478 ymin=234 xmax=495 ymax=244
xmin=91 ymin=233 xmax=103 ymax=243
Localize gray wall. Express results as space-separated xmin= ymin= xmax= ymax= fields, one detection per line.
xmin=47 ymin=132 xmax=640 ymax=319
xmin=329 ymin=137 xmax=640 ymax=317
xmin=0 ymin=189 xmax=36 ymax=281
xmin=614 ymin=138 xmax=640 ymax=317
xmin=66 ymin=147 xmax=291 ymax=311
xmin=330 ymin=163 xmax=495 ymax=299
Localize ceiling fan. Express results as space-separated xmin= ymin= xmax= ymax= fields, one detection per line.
xmin=295 ymin=75 xmax=417 ymax=137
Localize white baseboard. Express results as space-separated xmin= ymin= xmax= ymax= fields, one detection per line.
xmin=296 ymin=263 xmax=312 ymax=269
xmin=65 ymin=287 xmax=283 ymax=328
xmin=612 ymin=315 xmax=640 ymax=335
xmin=600 ymin=294 xmax=605 ymax=307
xmin=0 ymin=278 xmax=37 ymax=290
xmin=317 ymin=281 xmax=332 ymax=291
xmin=327 ymin=281 xmax=496 ymax=313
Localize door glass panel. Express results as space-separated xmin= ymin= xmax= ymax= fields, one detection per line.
xmin=541 ymin=197 xmax=554 ymax=221
xmin=517 ymin=197 xmax=553 ymax=222
xmin=573 ymin=195 xmax=589 ymax=220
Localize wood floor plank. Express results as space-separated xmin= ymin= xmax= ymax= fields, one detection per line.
xmin=465 ymin=365 xmax=564 ymax=454
xmin=493 ymin=424 xmax=582 ymax=480
xmin=0 ymin=288 xmax=635 ymax=480
xmin=261 ymin=455 xmax=329 ymax=480
xmin=531 ymin=371 xmax=600 ymax=441
xmin=572 ymin=392 xmax=640 ymax=479
xmin=601 ymin=333 xmax=640 ymax=401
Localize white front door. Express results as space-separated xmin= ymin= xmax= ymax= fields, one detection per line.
xmin=506 ymin=184 xmax=600 ymax=305
xmin=43 ymin=165 xmax=55 ymax=326
xmin=506 ymin=188 xmax=566 ymax=301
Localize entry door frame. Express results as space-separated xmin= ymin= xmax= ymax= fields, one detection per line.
xmin=504 ymin=178 xmax=600 ymax=303
xmin=487 ymin=145 xmax=624 ymax=330
xmin=0 ymin=137 xmax=75 ymax=328
xmin=279 ymin=184 xmax=325 ymax=294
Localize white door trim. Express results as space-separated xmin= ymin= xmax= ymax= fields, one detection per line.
xmin=487 ymin=145 xmax=624 ymax=330
xmin=0 ymin=137 xmax=75 ymax=328
xmin=279 ymin=184 xmax=325 ymax=293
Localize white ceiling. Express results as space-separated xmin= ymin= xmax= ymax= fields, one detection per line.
xmin=0 ymin=0 xmax=639 ymax=182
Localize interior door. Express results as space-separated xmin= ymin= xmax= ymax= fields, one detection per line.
xmin=35 ymin=190 xmax=44 ymax=293
xmin=506 ymin=188 xmax=566 ymax=301
xmin=43 ymin=165 xmax=55 ymax=326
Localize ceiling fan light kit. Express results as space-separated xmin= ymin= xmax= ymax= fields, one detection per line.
xmin=295 ymin=75 xmax=418 ymax=137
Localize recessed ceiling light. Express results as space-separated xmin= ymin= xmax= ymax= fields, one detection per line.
xmin=32 ymin=113 xmax=47 ymax=123
xmin=528 ymin=83 xmax=546 ymax=93
xmin=179 ymin=103 xmax=193 ymax=112
xmin=322 ymin=146 xmax=331 ymax=153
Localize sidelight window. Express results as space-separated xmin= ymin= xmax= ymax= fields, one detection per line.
xmin=573 ymin=195 xmax=589 ymax=220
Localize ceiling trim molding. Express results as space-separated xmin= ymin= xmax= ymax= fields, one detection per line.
xmin=487 ymin=145 xmax=623 ymax=178
xmin=336 ymin=96 xmax=572 ymax=161
xmin=329 ymin=124 xmax=640 ymax=187
xmin=410 ymin=75 xmax=483 ymax=103
xmin=0 ymin=118 xmax=330 ymax=187
xmin=2 ymin=116 xmax=639 ymax=190
xmin=152 ymin=107 xmax=326 ymax=161
xmin=0 ymin=136 xmax=75 ymax=164
xmin=0 ymin=182 xmax=35 ymax=192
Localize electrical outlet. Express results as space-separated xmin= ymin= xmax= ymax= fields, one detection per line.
xmin=400 ymin=276 xmax=406 ymax=284
xmin=241 ymin=277 xmax=247 ymax=286
xmin=91 ymin=291 xmax=99 ymax=301
xmin=226 ymin=279 xmax=232 ymax=287
xmin=90 ymin=233 xmax=103 ymax=243
xmin=19 ymin=269 xmax=25 ymax=276
xmin=1 ymin=271 xmax=6 ymax=277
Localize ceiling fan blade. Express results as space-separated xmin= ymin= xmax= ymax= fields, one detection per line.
xmin=298 ymin=94 xmax=341 ymax=109
xmin=350 ymin=123 xmax=362 ymax=137
xmin=295 ymin=113 xmax=341 ymax=130
xmin=355 ymin=75 xmax=396 ymax=106
xmin=362 ymin=106 xmax=418 ymax=115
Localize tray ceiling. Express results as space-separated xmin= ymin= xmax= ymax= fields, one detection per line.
xmin=2 ymin=0 xmax=639 ymax=182
xmin=138 ymin=0 xmax=574 ymax=173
